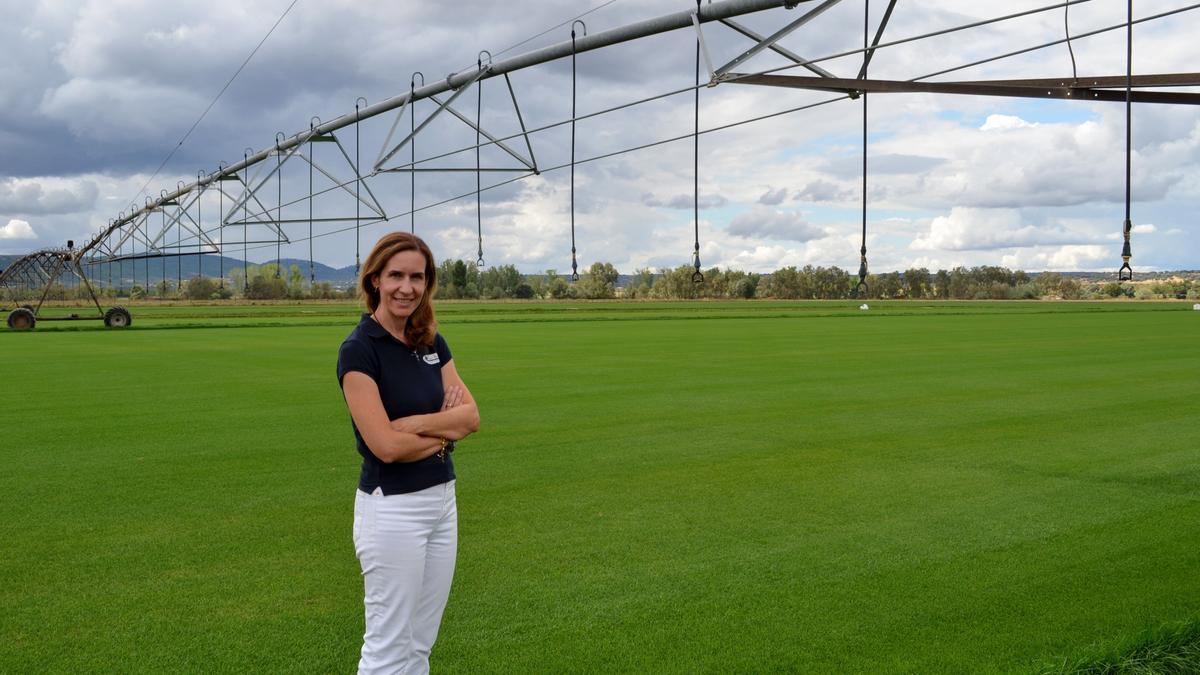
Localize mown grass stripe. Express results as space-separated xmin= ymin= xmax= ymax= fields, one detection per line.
xmin=0 ymin=302 xmax=1196 ymax=672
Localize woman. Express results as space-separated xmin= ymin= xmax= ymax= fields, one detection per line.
xmin=337 ymin=232 xmax=480 ymax=674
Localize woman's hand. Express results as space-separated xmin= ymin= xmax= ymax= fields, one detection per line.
xmin=442 ymin=385 xmax=465 ymax=411
xmin=390 ymin=387 xmax=463 ymax=434
xmin=388 ymin=361 xmax=479 ymax=441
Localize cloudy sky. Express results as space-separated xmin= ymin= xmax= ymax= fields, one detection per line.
xmin=3 ymin=0 xmax=1198 ymax=273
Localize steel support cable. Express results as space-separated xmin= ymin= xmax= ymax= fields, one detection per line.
xmin=692 ymin=0 xmax=704 ymax=284
xmin=307 ymin=130 xmax=312 ymax=282
xmin=309 ymin=120 xmax=316 ymax=285
xmin=131 ymin=0 xmax=796 ymax=241
xmin=238 ymin=0 xmax=1182 ymax=261
xmin=476 ymin=55 xmax=489 ymax=268
xmin=412 ymin=79 xmax=417 ymax=234
xmin=218 ymin=176 xmax=225 ymax=287
xmin=162 ymin=208 xmax=168 ymax=295
xmin=489 ymin=0 xmax=618 ymax=63
xmin=238 ymin=94 xmax=852 ymax=255
xmin=243 ymin=151 xmax=250 ymax=292
xmin=1119 ymin=0 xmax=1134 ymax=281
xmin=173 ymin=184 xmax=182 ymax=287
xmin=913 ymin=8 xmax=1193 ymax=83
xmin=1064 ymin=1 xmax=1078 ymax=83
xmin=144 ymin=215 xmax=154 ymax=289
xmin=144 ymin=207 xmax=150 ymax=292
xmin=123 ymin=0 xmax=299 ymax=215
xmin=282 ymin=130 xmax=289 ymax=277
xmin=122 ymin=227 xmax=129 ymax=292
xmin=229 ymin=0 xmax=1193 ymax=227
xmin=196 ymin=172 xmax=204 ymax=285
xmin=746 ymin=0 xmax=1100 ymax=81
xmin=376 ymin=80 xmax=705 ymax=176
xmin=96 ymin=0 xmax=1192 ymax=253
xmin=376 ymin=2 xmax=1139 ymax=181
xmin=747 ymin=1 xmax=1195 ymax=84
xmin=855 ymin=0 xmax=869 ymax=297
xmin=411 ymin=73 xmax=424 ymax=233
xmin=256 ymin=10 xmax=1097 ymax=228
xmin=355 ymin=99 xmax=365 ymax=276
xmin=570 ymin=22 xmax=585 ymax=282
xmin=116 ymin=0 xmax=797 ymax=236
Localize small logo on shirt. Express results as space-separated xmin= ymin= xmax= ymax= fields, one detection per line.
xmin=422 ymin=353 xmax=441 ymax=365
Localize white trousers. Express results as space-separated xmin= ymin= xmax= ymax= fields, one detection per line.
xmin=353 ymin=480 xmax=458 ymax=675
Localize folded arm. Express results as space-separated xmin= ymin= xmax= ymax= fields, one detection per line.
xmin=342 ymin=371 xmax=445 ymax=463
xmin=390 ymin=359 xmax=480 ymax=441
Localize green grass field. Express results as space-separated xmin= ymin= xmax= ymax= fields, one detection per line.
xmin=2 ymin=300 xmax=1198 ymax=673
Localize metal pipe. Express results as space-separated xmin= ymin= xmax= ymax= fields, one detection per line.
xmin=83 ymin=0 xmax=800 ymax=253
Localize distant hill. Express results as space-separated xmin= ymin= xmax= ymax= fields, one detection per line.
xmin=1 ymin=253 xmax=359 ymax=288
xmin=3 ymin=251 xmax=1196 ymax=288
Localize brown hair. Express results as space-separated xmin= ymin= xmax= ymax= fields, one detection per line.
xmin=358 ymin=232 xmax=438 ymax=347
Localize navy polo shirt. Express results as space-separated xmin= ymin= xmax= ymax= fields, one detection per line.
xmin=337 ymin=313 xmax=455 ymax=495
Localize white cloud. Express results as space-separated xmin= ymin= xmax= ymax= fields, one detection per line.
xmin=873 ymin=110 xmax=1198 ymax=210
xmin=1 ymin=1 xmax=1196 ymax=272
xmin=793 ymin=179 xmax=855 ymax=203
xmin=979 ymin=114 xmax=1037 ymax=131
xmin=757 ymin=187 xmax=787 ymax=205
xmin=641 ymin=192 xmax=727 ymax=209
xmin=1132 ymin=223 xmax=1156 ymax=234
xmin=0 ymin=177 xmax=99 ymax=214
xmin=999 ymin=246 xmax=1110 ymax=272
xmin=1 ymin=218 xmax=37 ymax=239
xmin=910 ymin=208 xmax=1109 ymax=251
xmin=727 ymin=208 xmax=825 ymax=242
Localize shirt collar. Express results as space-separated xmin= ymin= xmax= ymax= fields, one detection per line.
xmin=359 ymin=312 xmax=389 ymax=339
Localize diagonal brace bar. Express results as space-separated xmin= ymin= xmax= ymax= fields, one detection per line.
xmin=375 ymin=67 xmax=489 ymax=171
xmin=714 ymin=0 xmax=842 ymax=78
xmin=426 ymin=93 xmax=536 ymax=170
xmin=719 ymin=17 xmax=834 ymax=78
xmin=729 ymin=73 xmax=1200 ymax=105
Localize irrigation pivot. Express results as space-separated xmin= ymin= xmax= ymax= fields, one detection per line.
xmin=1 ymin=240 xmax=131 ymax=330
xmin=4 ymin=0 xmax=1197 ymax=329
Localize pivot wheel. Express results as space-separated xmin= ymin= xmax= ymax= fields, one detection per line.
xmin=103 ymin=306 xmax=132 ymax=328
xmin=7 ymin=307 xmax=36 ymax=330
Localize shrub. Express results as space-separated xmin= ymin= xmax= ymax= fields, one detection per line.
xmin=184 ymin=276 xmax=218 ymax=300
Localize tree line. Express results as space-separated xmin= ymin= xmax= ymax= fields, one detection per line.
xmin=7 ymin=260 xmax=1196 ymax=303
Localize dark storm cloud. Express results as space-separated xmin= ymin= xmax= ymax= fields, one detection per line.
xmin=793 ymin=179 xmax=853 ymax=203
xmin=0 ymin=178 xmax=99 ymax=215
xmin=727 ymin=208 xmax=824 ymax=242
xmin=821 ymin=153 xmax=946 ymax=180
xmin=641 ymin=192 xmax=727 ymax=209
xmin=1 ymin=0 xmax=868 ymax=181
xmin=758 ymin=186 xmax=787 ymax=205
xmin=3 ymin=1 xmax=1196 ymax=270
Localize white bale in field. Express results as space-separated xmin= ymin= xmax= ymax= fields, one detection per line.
xmin=1194 ymin=303 xmax=1200 ymax=310
xmin=860 ymin=303 xmax=869 ymax=310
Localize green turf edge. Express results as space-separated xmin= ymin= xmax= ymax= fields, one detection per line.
xmin=1035 ymin=616 xmax=1200 ymax=674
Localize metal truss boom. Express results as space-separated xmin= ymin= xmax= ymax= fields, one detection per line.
xmin=730 ymin=72 xmax=1200 ymax=105
xmin=77 ymin=0 xmax=803 ymax=257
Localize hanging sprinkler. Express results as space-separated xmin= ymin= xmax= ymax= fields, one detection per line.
xmin=1117 ymin=0 xmax=1134 ymax=282
xmin=569 ymin=21 xmax=586 ymax=283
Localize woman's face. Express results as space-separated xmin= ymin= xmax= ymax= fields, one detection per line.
xmin=374 ymin=249 xmax=428 ymax=321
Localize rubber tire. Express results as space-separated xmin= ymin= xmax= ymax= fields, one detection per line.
xmin=7 ymin=308 xmax=35 ymax=330
xmin=104 ymin=306 xmax=132 ymax=328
